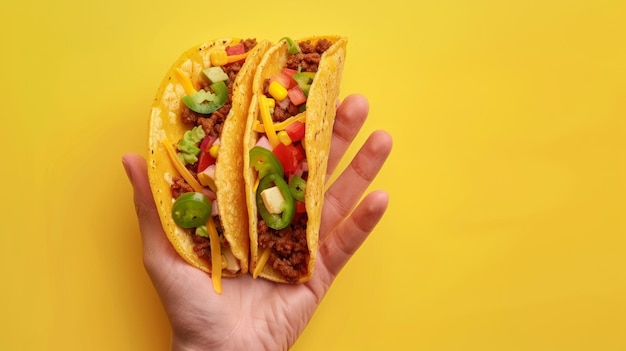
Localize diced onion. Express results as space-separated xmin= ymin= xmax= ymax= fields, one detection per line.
xmin=212 ymin=199 xmax=219 ymax=217
xmin=255 ymin=135 xmax=272 ymax=150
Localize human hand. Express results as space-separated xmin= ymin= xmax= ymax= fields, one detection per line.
xmin=122 ymin=94 xmax=392 ymax=351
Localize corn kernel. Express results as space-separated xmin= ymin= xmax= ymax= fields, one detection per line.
xmin=268 ymin=81 xmax=288 ymax=101
xmin=278 ymin=130 xmax=292 ymax=145
xmin=210 ymin=50 xmax=228 ymax=66
xmin=209 ymin=144 xmax=220 ymax=158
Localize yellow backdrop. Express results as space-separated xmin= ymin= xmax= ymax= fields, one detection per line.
xmin=1 ymin=0 xmax=624 ymax=350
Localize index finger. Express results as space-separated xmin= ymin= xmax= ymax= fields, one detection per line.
xmin=326 ymin=94 xmax=369 ymax=179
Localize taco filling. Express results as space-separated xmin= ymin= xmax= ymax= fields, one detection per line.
xmin=250 ymin=39 xmax=333 ymax=282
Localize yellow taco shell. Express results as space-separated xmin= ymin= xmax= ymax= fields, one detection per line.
xmin=148 ymin=38 xmax=271 ymax=278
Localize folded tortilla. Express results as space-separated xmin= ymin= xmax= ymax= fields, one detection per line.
xmin=147 ymin=38 xmax=271 ymax=281
xmin=244 ymin=36 xmax=348 ymax=283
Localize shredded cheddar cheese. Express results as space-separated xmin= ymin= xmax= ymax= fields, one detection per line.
xmin=174 ymin=68 xmax=198 ymax=95
xmin=259 ymin=95 xmax=280 ymax=148
xmin=253 ymin=175 xmax=260 ymax=193
xmin=206 ymin=217 xmax=223 ymax=294
xmin=253 ymin=248 xmax=271 ymax=279
xmin=163 ymin=140 xmax=204 ymax=193
xmin=253 ymin=111 xmax=307 ymax=133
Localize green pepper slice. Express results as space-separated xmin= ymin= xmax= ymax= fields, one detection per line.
xmin=279 ymin=36 xmax=301 ymax=54
xmin=181 ymin=80 xmax=228 ymax=114
xmin=256 ymin=173 xmax=295 ymax=230
xmin=172 ymin=192 xmax=212 ymax=228
xmin=250 ymin=146 xmax=284 ymax=179
xmin=288 ymin=175 xmax=306 ymax=202
xmin=292 ymin=72 xmax=316 ymax=97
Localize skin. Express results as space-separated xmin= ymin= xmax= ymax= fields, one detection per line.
xmin=122 ymin=94 xmax=393 ymax=351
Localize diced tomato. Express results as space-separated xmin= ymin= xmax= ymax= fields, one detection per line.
xmin=292 ymin=200 xmax=307 ymax=223
xmin=295 ymin=200 xmax=306 ymax=213
xmin=269 ymin=72 xmax=292 ymax=89
xmin=197 ymin=150 xmax=215 ymax=173
xmin=226 ymin=43 xmax=245 ymax=55
xmin=290 ymin=142 xmax=305 ymax=162
xmin=196 ymin=135 xmax=216 ymax=172
xmin=287 ymin=85 xmax=307 ymax=106
xmin=281 ymin=67 xmax=298 ymax=76
xmin=285 ymin=121 xmax=306 ymax=142
xmin=281 ymin=68 xmax=298 ymax=88
xmin=273 ymin=142 xmax=306 ymax=175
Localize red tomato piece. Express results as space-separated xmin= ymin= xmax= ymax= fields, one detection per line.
xmin=281 ymin=67 xmax=298 ymax=76
xmin=281 ymin=68 xmax=298 ymax=88
xmin=295 ymin=200 xmax=306 ymax=213
xmin=285 ymin=121 xmax=306 ymax=142
xmin=287 ymin=85 xmax=307 ymax=106
xmin=197 ymin=150 xmax=215 ymax=172
xmin=225 ymin=43 xmax=245 ymax=55
xmin=196 ymin=135 xmax=216 ymax=172
xmin=273 ymin=143 xmax=298 ymax=174
xmin=269 ymin=72 xmax=292 ymax=89
xmin=290 ymin=142 xmax=306 ymax=162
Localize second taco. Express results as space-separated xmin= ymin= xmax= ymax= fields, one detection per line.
xmin=244 ymin=36 xmax=348 ymax=283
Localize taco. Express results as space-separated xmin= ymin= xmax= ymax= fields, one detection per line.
xmin=148 ymin=38 xmax=271 ymax=293
xmin=243 ymin=36 xmax=348 ymax=283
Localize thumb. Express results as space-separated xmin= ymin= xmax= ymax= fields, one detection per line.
xmin=122 ymin=153 xmax=174 ymax=266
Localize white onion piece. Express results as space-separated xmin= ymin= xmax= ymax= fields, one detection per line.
xmin=294 ymin=167 xmax=304 ymax=178
xmin=255 ymin=135 xmax=272 ymax=150
xmin=277 ymin=97 xmax=291 ymax=110
xmin=202 ymin=188 xmax=217 ymax=201
xmin=212 ymin=199 xmax=219 ymax=217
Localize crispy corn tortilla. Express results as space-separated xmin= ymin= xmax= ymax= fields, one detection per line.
xmin=244 ymin=36 xmax=347 ymax=283
xmin=148 ymin=38 xmax=271 ymax=277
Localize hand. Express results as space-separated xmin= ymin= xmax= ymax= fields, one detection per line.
xmin=123 ymin=94 xmax=392 ymax=351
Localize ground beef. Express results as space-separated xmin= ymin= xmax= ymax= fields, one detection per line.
xmin=242 ymin=38 xmax=257 ymax=52
xmin=266 ymin=39 xmax=334 ymax=121
xmin=171 ymin=176 xmax=194 ymax=199
xmin=191 ymin=217 xmax=226 ymax=262
xmin=273 ymin=100 xmax=300 ymax=122
xmin=314 ymin=39 xmax=332 ymax=54
xmin=222 ymin=61 xmax=243 ymax=81
xmin=258 ymin=215 xmax=309 ymax=282
xmin=262 ymin=78 xmax=300 ymax=122
xmin=285 ymin=39 xmax=331 ymax=73
xmin=180 ymin=105 xmax=199 ymax=126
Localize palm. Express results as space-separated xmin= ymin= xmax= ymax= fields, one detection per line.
xmin=149 ymin=208 xmax=362 ymax=349
xmin=151 ymin=259 xmax=311 ymax=349
xmin=125 ymin=94 xmax=392 ymax=350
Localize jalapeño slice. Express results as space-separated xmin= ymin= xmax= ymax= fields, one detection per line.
xmin=172 ymin=192 xmax=212 ymax=228
xmin=250 ymin=146 xmax=284 ymax=179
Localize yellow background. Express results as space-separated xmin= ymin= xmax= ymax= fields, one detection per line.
xmin=1 ymin=0 xmax=624 ymax=349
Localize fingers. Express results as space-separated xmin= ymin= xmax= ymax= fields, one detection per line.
xmin=326 ymin=94 xmax=370 ymax=179
xmin=319 ymin=190 xmax=389 ymax=278
xmin=122 ymin=153 xmax=177 ymax=270
xmin=321 ymin=130 xmax=393 ymax=241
